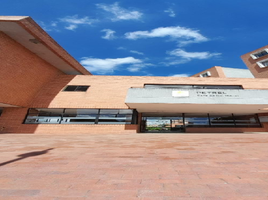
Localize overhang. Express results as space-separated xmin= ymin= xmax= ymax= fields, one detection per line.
xmin=0 ymin=16 xmax=91 ymax=75
xmin=125 ymin=88 xmax=268 ymax=114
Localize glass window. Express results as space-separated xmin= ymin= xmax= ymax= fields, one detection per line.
xmin=25 ymin=108 xmax=136 ymax=125
xmin=98 ymin=115 xmax=132 ymax=124
xmin=63 ymin=85 xmax=89 ymax=92
xmin=28 ymin=108 xmax=63 ymax=116
xmin=99 ymin=109 xmax=120 ymax=115
xmin=98 ymin=109 xmax=133 ymax=124
xmin=25 ymin=108 xmax=64 ymax=124
xmin=144 ymin=84 xmax=243 ymax=90
xmin=251 ymin=49 xmax=268 ymax=59
xmin=233 ymin=114 xmax=261 ymax=127
xmin=63 ymin=109 xmax=98 ymax=117
xmin=261 ymin=60 xmax=268 ymax=67
xmin=62 ymin=109 xmax=98 ymax=124
xmin=0 ymin=108 xmax=3 ymax=116
xmin=210 ymin=114 xmax=235 ymax=127
xmin=199 ymin=71 xmax=211 ymax=77
xmin=64 ymin=86 xmax=77 ymax=91
xmin=185 ymin=114 xmax=209 ymax=127
xmin=144 ymin=84 xmax=193 ymax=89
xmin=255 ymin=51 xmax=268 ymax=58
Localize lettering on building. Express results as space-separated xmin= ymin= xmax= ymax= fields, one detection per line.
xmin=196 ymin=91 xmax=239 ymax=98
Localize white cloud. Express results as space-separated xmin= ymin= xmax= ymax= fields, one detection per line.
xmin=65 ymin=24 xmax=78 ymax=31
xmin=162 ymin=59 xmax=189 ymax=66
xmin=169 ymin=49 xmax=221 ymax=60
xmin=125 ymin=26 xmax=208 ymax=46
xmin=117 ymin=47 xmax=144 ymax=55
xmin=117 ymin=46 xmax=126 ymax=50
xmin=96 ymin=2 xmax=143 ymax=21
xmin=38 ymin=21 xmax=58 ymax=32
xmin=130 ymin=50 xmax=144 ymax=55
xmin=51 ymin=22 xmax=58 ymax=27
xmin=164 ymin=49 xmax=221 ymax=66
xmin=127 ymin=63 xmax=153 ymax=72
xmin=101 ymin=29 xmax=116 ymax=40
xmin=59 ymin=15 xmax=97 ymax=30
xmin=164 ymin=8 xmax=176 ymax=17
xmin=170 ymin=73 xmax=190 ymax=77
xmin=80 ymin=57 xmax=142 ymax=74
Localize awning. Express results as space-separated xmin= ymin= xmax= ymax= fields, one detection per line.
xmin=125 ymin=88 xmax=268 ymax=114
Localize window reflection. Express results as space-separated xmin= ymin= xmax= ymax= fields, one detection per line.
xmin=184 ymin=114 xmax=209 ymax=127
xmin=25 ymin=108 xmax=136 ymax=125
xmin=210 ymin=115 xmax=235 ymax=127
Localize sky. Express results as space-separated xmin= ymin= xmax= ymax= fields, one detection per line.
xmin=1 ymin=0 xmax=268 ymax=76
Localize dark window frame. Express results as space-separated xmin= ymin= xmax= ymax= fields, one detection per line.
xmin=144 ymin=84 xmax=244 ymax=90
xmin=63 ymin=85 xmax=90 ymax=92
xmin=24 ymin=108 xmax=137 ymax=125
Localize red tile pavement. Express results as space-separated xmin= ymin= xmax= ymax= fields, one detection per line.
xmin=0 ymin=133 xmax=268 ymax=199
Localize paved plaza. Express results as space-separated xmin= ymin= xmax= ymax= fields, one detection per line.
xmin=0 ymin=133 xmax=268 ymax=200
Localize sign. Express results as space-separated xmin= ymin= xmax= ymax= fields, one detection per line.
xmin=172 ymin=91 xmax=189 ymax=97
xmin=196 ymin=91 xmax=239 ymax=98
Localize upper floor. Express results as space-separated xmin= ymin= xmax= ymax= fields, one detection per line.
xmin=0 ymin=16 xmax=91 ymax=107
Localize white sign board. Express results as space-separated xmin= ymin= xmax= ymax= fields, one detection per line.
xmin=172 ymin=91 xmax=189 ymax=97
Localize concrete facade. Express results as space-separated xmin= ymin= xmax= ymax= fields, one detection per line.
xmin=1 ymin=16 xmax=268 ymax=134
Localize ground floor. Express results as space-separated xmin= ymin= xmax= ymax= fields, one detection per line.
xmin=1 ymin=107 xmax=268 ymax=134
xmin=0 ymin=133 xmax=268 ymax=199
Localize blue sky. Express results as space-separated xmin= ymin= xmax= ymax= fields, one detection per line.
xmin=1 ymin=0 xmax=268 ymax=76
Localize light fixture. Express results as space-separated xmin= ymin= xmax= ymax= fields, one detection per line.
xmin=29 ymin=38 xmax=40 ymax=44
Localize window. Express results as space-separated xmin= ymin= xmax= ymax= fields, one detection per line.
xmin=250 ymin=49 xmax=268 ymax=59
xmin=24 ymin=108 xmax=137 ymax=125
xmin=184 ymin=114 xmax=261 ymax=127
xmin=0 ymin=108 xmax=3 ymax=116
xmin=98 ymin=109 xmax=133 ymax=124
xmin=25 ymin=108 xmax=64 ymax=124
xmin=257 ymin=59 xmax=268 ymax=68
xmin=199 ymin=71 xmax=211 ymax=77
xmin=209 ymin=114 xmax=235 ymax=127
xmin=144 ymin=84 xmax=243 ymax=90
xmin=184 ymin=114 xmax=210 ymax=127
xmin=232 ymin=114 xmax=260 ymax=127
xmin=62 ymin=109 xmax=99 ymax=124
xmin=63 ymin=85 xmax=89 ymax=92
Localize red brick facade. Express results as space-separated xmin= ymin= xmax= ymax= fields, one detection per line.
xmin=241 ymin=45 xmax=268 ymax=78
xmin=1 ymin=75 xmax=268 ymax=134
xmin=191 ymin=66 xmax=226 ymax=78
xmin=0 ymin=31 xmax=63 ymax=107
xmin=1 ymin=16 xmax=268 ymax=134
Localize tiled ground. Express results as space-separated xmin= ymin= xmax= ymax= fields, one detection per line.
xmin=0 ymin=133 xmax=268 ymax=200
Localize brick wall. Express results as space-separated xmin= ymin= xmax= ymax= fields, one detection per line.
xmin=0 ymin=31 xmax=63 ymax=107
xmin=2 ymin=75 xmax=268 ymax=134
xmin=191 ymin=66 xmax=226 ymax=78
xmin=241 ymin=45 xmax=268 ymax=78
xmin=31 ymin=75 xmax=268 ymax=109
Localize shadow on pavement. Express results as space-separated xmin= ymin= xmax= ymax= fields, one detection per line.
xmin=0 ymin=148 xmax=54 ymax=167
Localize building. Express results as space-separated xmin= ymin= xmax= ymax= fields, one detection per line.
xmin=241 ymin=46 xmax=268 ymax=78
xmin=1 ymin=16 xmax=268 ymax=134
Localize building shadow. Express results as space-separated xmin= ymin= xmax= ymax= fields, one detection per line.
xmin=0 ymin=75 xmax=76 ymax=134
xmin=0 ymin=148 xmax=54 ymax=167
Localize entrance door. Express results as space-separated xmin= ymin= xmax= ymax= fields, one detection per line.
xmin=141 ymin=116 xmax=185 ymax=133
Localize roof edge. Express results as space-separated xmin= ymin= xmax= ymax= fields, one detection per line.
xmin=0 ymin=16 xmax=91 ymax=75
xmin=0 ymin=16 xmax=29 ymax=21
